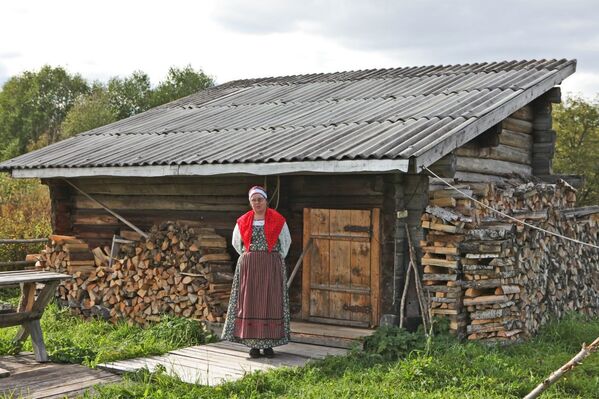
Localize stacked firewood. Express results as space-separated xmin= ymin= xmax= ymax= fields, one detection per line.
xmin=461 ymin=226 xmax=522 ymax=342
xmin=35 ymin=235 xmax=96 ymax=275
xmin=420 ymin=205 xmax=468 ymax=337
xmin=34 ymin=222 xmax=234 ymax=325
xmin=423 ymin=179 xmax=599 ymax=342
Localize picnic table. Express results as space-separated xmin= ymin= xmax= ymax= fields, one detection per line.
xmin=0 ymin=270 xmax=71 ymax=371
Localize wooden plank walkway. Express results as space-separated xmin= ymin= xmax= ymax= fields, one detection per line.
xmin=99 ymin=341 xmax=348 ymax=386
xmin=0 ymin=353 xmax=120 ymax=399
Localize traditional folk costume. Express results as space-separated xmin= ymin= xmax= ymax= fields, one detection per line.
xmin=221 ymin=188 xmax=291 ymax=352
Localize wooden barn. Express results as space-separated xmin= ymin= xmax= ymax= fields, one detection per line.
xmin=3 ymin=58 xmax=597 ymax=342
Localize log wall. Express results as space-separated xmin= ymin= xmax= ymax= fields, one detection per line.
xmin=43 ymin=173 xmax=407 ymax=323
xmin=430 ymin=92 xmax=574 ymax=191
xmin=453 ymin=105 xmax=535 ymax=182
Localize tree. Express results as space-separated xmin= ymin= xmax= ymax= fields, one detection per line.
xmin=59 ymin=85 xmax=118 ymax=140
xmin=0 ymin=65 xmax=215 ymax=158
xmin=0 ymin=66 xmax=89 ymax=160
xmin=150 ymin=65 xmax=213 ymax=107
xmin=553 ymin=96 xmax=599 ymax=205
xmin=106 ymin=71 xmax=152 ymax=120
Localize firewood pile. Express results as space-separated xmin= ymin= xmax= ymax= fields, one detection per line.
xmin=422 ymin=179 xmax=599 ymax=343
xmin=33 ymin=222 xmax=234 ymax=325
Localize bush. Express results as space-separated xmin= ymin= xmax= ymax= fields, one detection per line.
xmin=0 ymin=173 xmax=51 ymax=263
xmin=0 ymin=173 xmax=52 ymax=262
xmin=362 ymin=325 xmax=427 ymax=360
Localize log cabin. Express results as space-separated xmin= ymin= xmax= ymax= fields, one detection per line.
xmin=1 ymin=58 xmax=597 ymax=343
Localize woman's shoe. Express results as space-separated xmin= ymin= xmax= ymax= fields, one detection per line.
xmin=262 ymin=347 xmax=274 ymax=358
xmin=249 ymin=348 xmax=261 ymax=358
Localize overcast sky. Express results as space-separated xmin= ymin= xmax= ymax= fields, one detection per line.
xmin=1 ymin=0 xmax=598 ymax=99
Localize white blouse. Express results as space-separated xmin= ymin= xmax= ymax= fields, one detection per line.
xmin=232 ymin=221 xmax=291 ymax=258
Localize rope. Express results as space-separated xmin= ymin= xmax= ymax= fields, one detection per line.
xmin=267 ymin=175 xmax=281 ymax=210
xmin=422 ymin=167 xmax=599 ymax=250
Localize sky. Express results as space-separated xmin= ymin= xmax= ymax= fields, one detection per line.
xmin=1 ymin=0 xmax=599 ymax=99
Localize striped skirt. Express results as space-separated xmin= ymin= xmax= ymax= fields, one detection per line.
xmin=234 ymin=251 xmax=285 ymax=339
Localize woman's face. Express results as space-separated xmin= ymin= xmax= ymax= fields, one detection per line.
xmin=249 ymin=193 xmax=267 ymax=214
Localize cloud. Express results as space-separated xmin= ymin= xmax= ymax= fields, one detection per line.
xmin=213 ymin=0 xmax=599 ymax=96
xmin=0 ymin=51 xmax=20 ymax=59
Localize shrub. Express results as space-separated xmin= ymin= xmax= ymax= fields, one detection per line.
xmin=0 ymin=174 xmax=51 ymax=263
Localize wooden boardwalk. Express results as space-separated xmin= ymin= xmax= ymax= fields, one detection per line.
xmin=0 ymin=353 xmax=120 ymax=399
xmin=100 ymin=341 xmax=347 ymax=386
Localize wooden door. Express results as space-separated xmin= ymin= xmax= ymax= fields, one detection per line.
xmin=301 ymin=208 xmax=380 ymax=327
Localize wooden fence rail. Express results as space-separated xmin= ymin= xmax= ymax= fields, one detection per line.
xmin=0 ymin=238 xmax=47 ymax=272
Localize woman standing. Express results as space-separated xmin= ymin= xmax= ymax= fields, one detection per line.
xmin=221 ymin=186 xmax=291 ymax=358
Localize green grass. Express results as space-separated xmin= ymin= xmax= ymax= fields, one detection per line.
xmin=87 ymin=314 xmax=599 ymax=399
xmin=1 ymin=289 xmax=598 ymax=398
xmin=0 ymin=297 xmax=215 ymax=366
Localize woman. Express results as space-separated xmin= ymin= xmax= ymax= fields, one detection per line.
xmin=221 ymin=186 xmax=291 ymax=358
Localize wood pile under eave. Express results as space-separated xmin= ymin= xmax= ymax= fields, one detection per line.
xmin=35 ymin=222 xmax=234 ymax=326
xmin=422 ymin=179 xmax=599 ymax=343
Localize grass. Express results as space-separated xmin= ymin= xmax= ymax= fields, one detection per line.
xmin=0 ymin=296 xmax=215 ymax=366
xmin=1 ymin=289 xmax=598 ymax=398
xmin=87 ymin=314 xmax=599 ymax=399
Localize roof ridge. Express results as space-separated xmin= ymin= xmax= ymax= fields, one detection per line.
xmin=216 ymin=58 xmax=574 ymax=88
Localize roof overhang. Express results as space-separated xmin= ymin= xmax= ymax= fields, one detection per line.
xmin=9 ymin=158 xmax=409 ymax=178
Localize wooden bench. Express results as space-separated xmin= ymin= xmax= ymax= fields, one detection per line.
xmin=0 ymin=270 xmax=71 ymax=377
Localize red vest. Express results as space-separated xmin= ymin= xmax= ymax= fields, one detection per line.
xmin=237 ymin=208 xmax=286 ymax=253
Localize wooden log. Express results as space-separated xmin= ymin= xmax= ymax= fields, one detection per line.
xmin=499 ymin=129 xmax=533 ymax=150
xmin=422 ymin=246 xmax=459 ymax=255
xmin=427 ymin=153 xmax=456 ymax=178
xmin=420 ymin=256 xmax=459 ymax=269
xmin=455 ymin=144 xmax=531 ymax=165
xmin=456 ymin=156 xmax=532 ymax=176
xmin=421 ymin=221 xmax=460 ymax=233
xmin=510 ymin=106 xmax=534 ymax=121
xmin=430 ymin=197 xmax=457 ymax=207
xmin=463 ymin=295 xmax=509 ymax=306
xmin=502 ymin=117 xmax=533 ymax=134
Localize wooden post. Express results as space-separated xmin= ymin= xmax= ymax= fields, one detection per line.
xmin=301 ymin=208 xmax=311 ymax=320
xmin=14 ymin=281 xmax=59 ymax=346
xmin=380 ymin=173 xmax=406 ymax=326
xmin=403 ymin=172 xmax=429 ymax=324
xmin=25 ymin=319 xmax=48 ymax=362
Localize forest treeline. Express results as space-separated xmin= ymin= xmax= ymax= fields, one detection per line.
xmin=0 ymin=65 xmax=213 ymax=161
xmin=0 ymin=65 xmax=213 ymax=262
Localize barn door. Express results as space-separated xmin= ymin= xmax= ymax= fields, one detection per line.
xmin=301 ymin=208 xmax=380 ymax=327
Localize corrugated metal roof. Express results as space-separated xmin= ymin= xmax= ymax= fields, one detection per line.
xmin=0 ymin=59 xmax=576 ymax=175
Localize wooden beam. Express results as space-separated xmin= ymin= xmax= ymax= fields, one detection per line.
xmin=0 ymin=310 xmax=44 ymax=328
